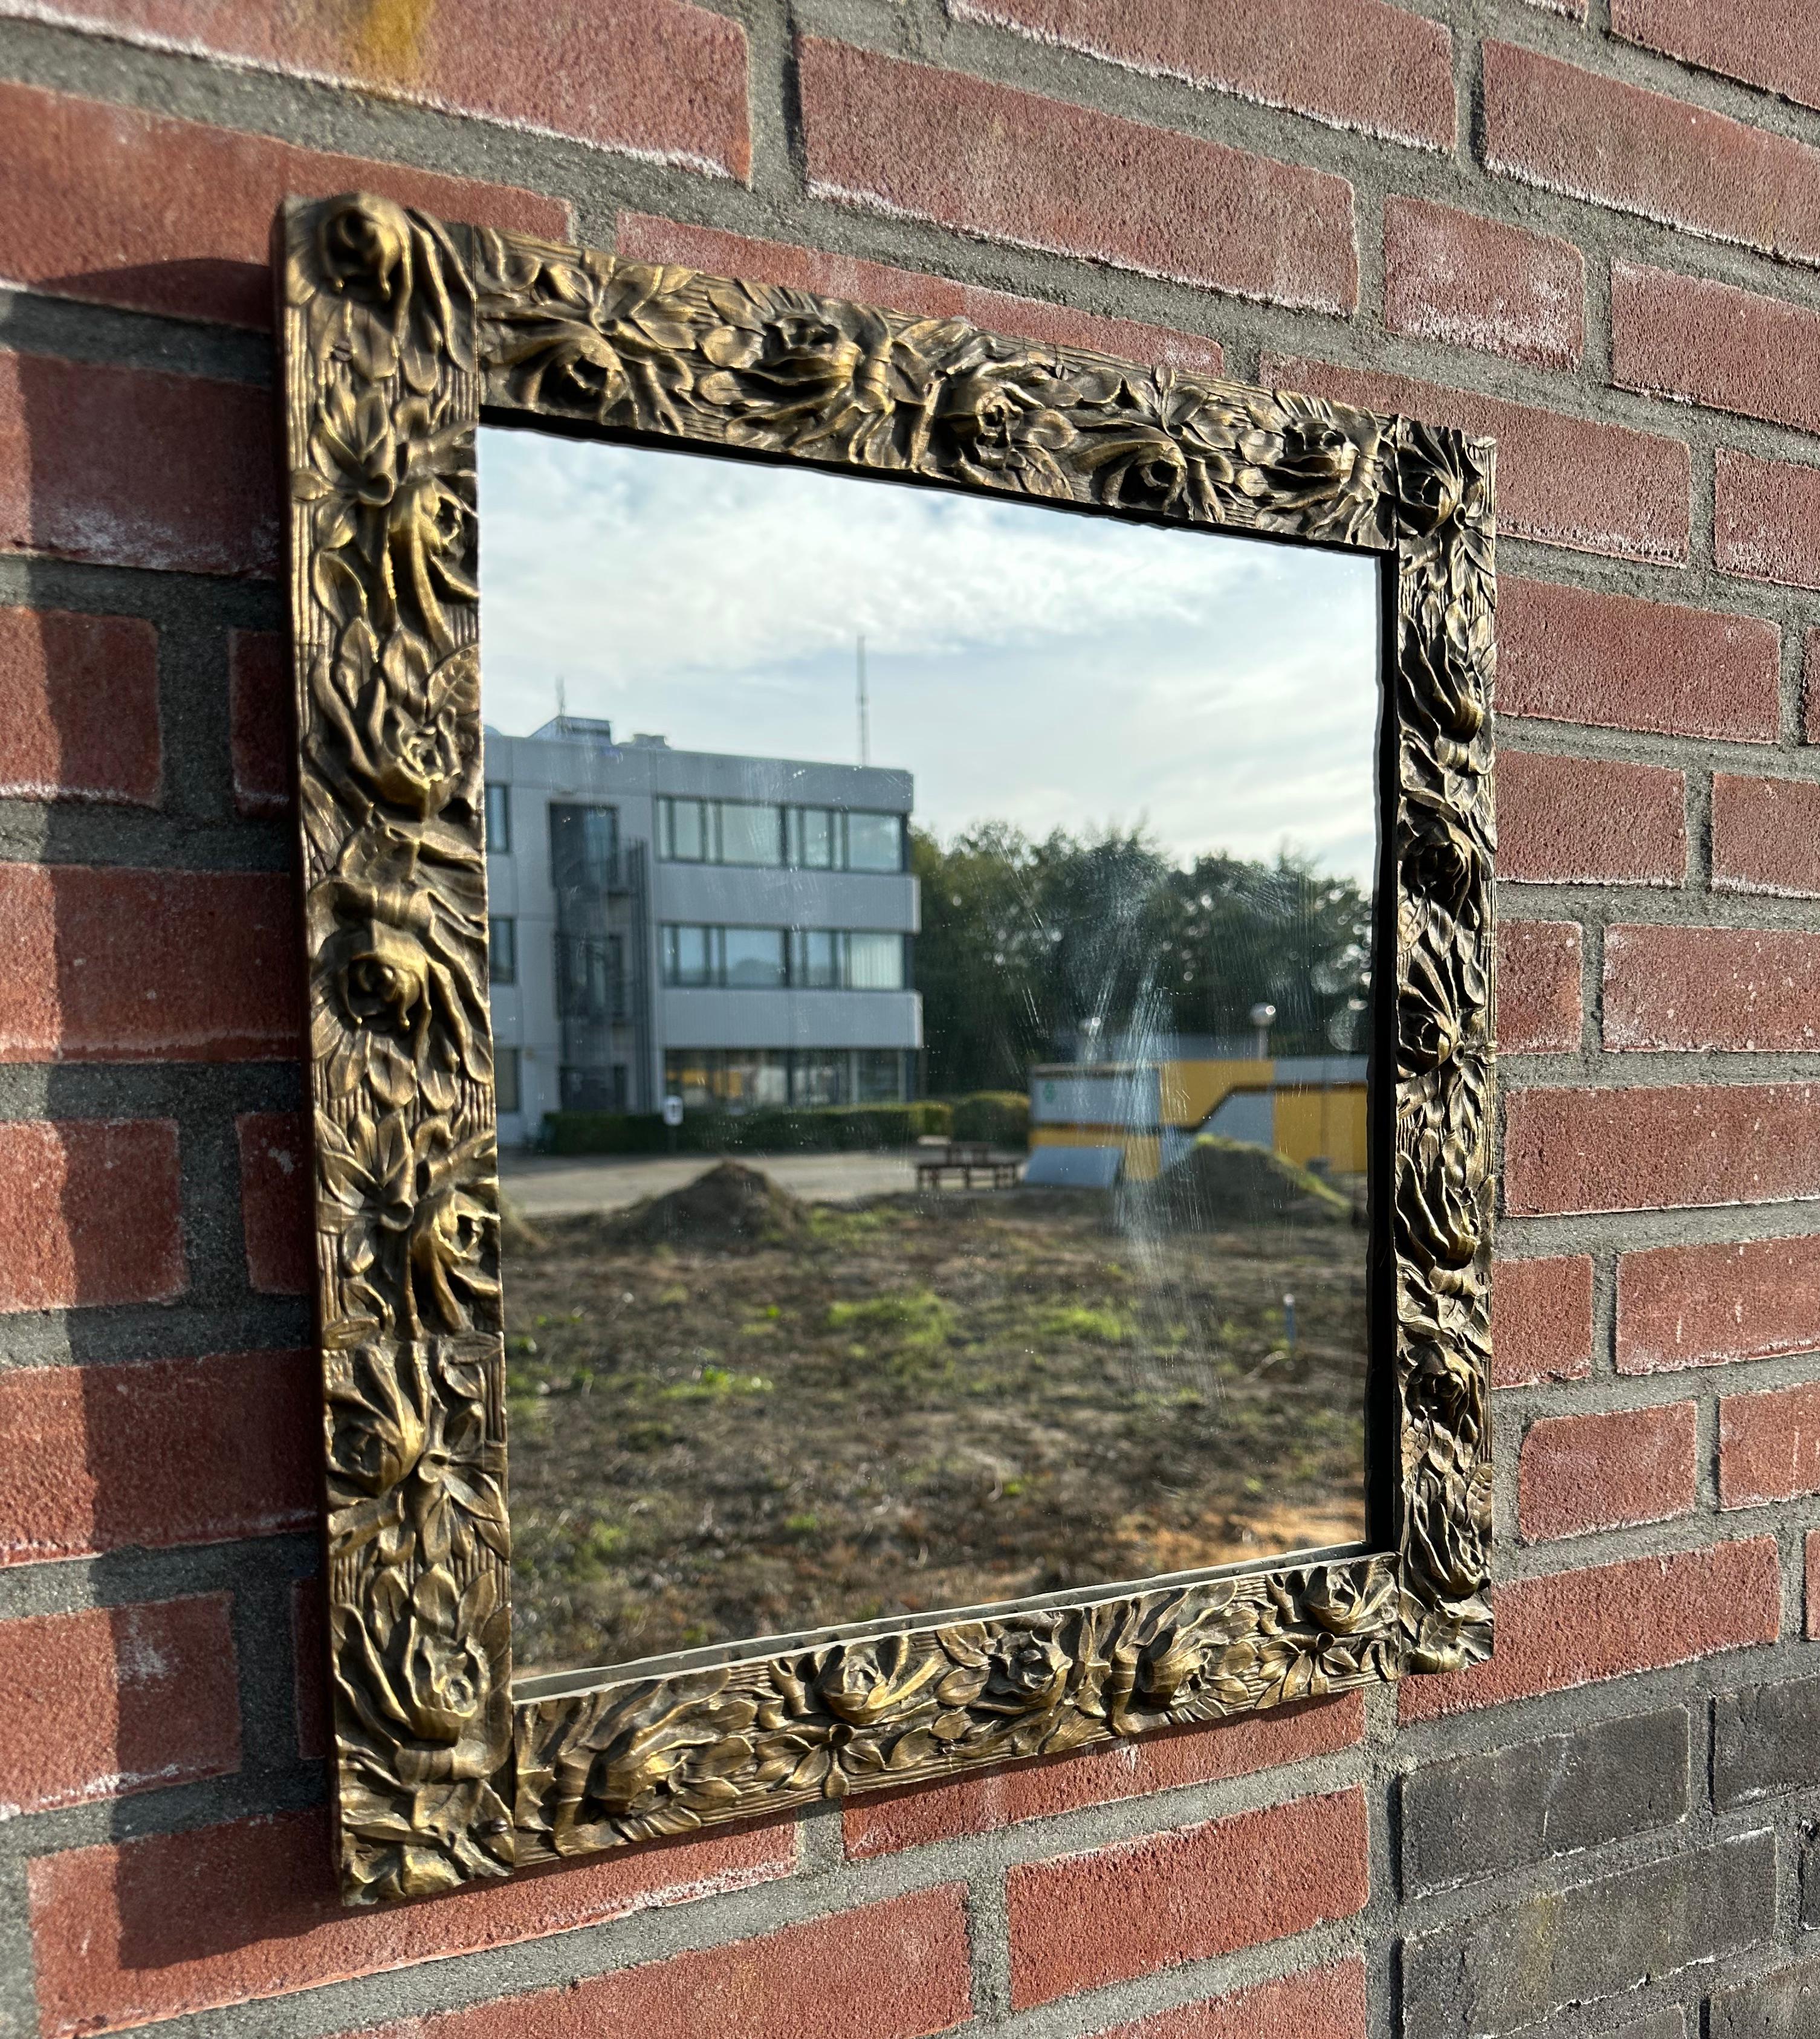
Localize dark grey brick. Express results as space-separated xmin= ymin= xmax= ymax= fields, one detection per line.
xmin=1709 ymin=1959 xmax=1820 ymax=2038
xmin=1715 ymin=1675 xmax=1820 ymax=1808
xmin=1401 ymin=1833 xmax=1773 ymax=2039
xmin=1401 ymin=1708 xmax=1689 ymax=1896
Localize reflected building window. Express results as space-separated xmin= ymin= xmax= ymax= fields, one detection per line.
xmin=789 ymin=928 xmax=841 ymax=988
xmin=495 ymin=1046 xmax=521 ymax=1115
xmin=488 ymin=916 xmax=516 ymax=985
xmin=484 ymin=782 xmax=511 ymax=854
xmin=724 ymin=927 xmax=787 ymax=988
xmin=846 ymin=931 xmax=905 ymax=989
xmin=856 ymin=1049 xmax=905 ymax=1102
xmin=846 ymin=811 xmax=904 ymax=872
xmin=666 ymin=925 xmax=905 ymax=990
xmin=662 ymin=1048 xmax=907 ymax=1108
xmin=658 ymin=797 xmax=783 ymax=867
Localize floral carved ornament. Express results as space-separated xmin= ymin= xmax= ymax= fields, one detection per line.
xmin=280 ymin=194 xmax=1494 ymax=1901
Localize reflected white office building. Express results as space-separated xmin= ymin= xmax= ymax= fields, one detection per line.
xmin=482 ymin=717 xmax=923 ymax=1145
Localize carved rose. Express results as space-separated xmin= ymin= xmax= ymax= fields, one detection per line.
xmin=487 ymin=260 xmax=697 ymax=428
xmin=314 ymin=193 xmax=413 ymax=312
xmin=377 ymin=688 xmax=468 ymax=816
xmin=1399 ymin=418 xmax=1493 ymax=591
xmin=410 ymin=1123 xmax=501 ymax=1333
xmin=286 ymin=191 xmax=473 ymax=385
xmin=585 ymin=1701 xmax=757 ymax=1824
xmin=327 ymin=1343 xmax=507 ymax=1571
xmin=1065 ymin=369 xmax=1238 ymax=515
xmin=336 ymin=1565 xmax=513 ymax=1901
xmin=307 ymin=610 xmax=480 ymax=828
xmin=935 ymin=360 xmax=1077 ymax=497
xmin=1077 ymin=424 xmax=1190 ymax=512
xmin=337 ymin=915 xmax=430 ymax=1038
xmin=1403 ymin=807 xmax=1482 ymax=929
xmin=976 ymin=1629 xmax=1071 ymax=1717
xmin=400 ymin=1576 xmax=488 ymax=1745
xmin=317 ymin=1108 xmax=499 ymax=1338
xmin=311 ymin=805 xmax=490 ymax=1113
xmin=699 ymin=297 xmax=937 ymax=469
xmin=295 ymin=384 xmax=475 ymax=653
xmin=816 ymin=1637 xmax=945 ymax=1727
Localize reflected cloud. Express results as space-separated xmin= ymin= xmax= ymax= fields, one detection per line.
xmin=478 ymin=430 xmax=1381 ymax=881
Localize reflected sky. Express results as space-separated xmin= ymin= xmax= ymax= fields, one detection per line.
xmin=478 ymin=430 xmax=1382 ymax=882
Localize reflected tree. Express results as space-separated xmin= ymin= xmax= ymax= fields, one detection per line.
xmin=913 ymin=823 xmax=1373 ymax=1093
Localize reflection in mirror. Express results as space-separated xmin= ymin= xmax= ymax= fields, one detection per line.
xmin=478 ymin=427 xmax=1382 ymax=1681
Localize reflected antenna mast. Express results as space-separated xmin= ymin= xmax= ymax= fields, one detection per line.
xmin=555 ymin=674 xmax=566 ymax=736
xmin=857 ymin=634 xmax=870 ymax=767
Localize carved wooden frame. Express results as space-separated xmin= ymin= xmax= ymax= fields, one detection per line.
xmin=277 ymin=193 xmax=1496 ymax=1905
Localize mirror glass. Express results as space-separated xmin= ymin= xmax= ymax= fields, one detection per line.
xmin=478 ymin=425 xmax=1382 ymax=1682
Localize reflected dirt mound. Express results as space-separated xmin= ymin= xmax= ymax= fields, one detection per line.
xmin=610 ymin=1158 xmax=812 ymax=1252
xmin=1147 ymin=1137 xmax=1354 ymax=1229
xmin=499 ymin=1190 xmax=549 ymax=1258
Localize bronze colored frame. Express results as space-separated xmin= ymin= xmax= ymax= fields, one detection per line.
xmin=278 ymin=193 xmax=1496 ymax=1906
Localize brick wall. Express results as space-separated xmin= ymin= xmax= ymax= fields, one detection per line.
xmin=2 ymin=2 xmax=1820 ymax=2035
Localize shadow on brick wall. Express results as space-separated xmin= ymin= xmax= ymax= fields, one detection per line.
xmin=4 ymin=326 xmax=345 ymax=2000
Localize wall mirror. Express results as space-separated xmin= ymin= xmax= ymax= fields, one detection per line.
xmin=279 ymin=196 xmax=1497 ymax=1905
xmin=479 ymin=430 xmax=1383 ymax=1681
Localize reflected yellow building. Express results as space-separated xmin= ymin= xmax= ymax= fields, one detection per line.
xmin=1027 ymin=1056 xmax=1368 ymax=1183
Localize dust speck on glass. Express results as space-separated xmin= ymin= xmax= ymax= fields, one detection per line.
xmin=478 ymin=427 xmax=1382 ymax=1681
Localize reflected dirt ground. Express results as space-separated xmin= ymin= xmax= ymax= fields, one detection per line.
xmin=504 ymin=1167 xmax=1367 ymax=1679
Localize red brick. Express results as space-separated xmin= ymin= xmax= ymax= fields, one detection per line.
xmin=27 ymin=1807 xmax=801 ymax=2039
xmin=236 ymin=1111 xmax=312 ymax=1296
xmin=948 ymin=0 xmax=1454 ymax=150
xmin=1712 ymin=773 xmax=1820 ymax=896
xmin=1497 ymin=752 xmax=1686 ymax=886
xmin=1493 ymin=1255 xmax=1595 ymax=1389
xmin=1483 ymin=40 xmax=1820 ymax=268
xmin=0 ymin=607 xmax=160 ymax=806
xmin=0 ymin=1119 xmax=183 ymax=1312
xmin=1498 ymin=577 xmax=1779 ymax=743
xmin=0 ymin=79 xmax=568 ymax=330
xmin=354 ymin=1888 xmax=967 ymax=2039
xmin=0 ymin=352 xmax=277 ymax=578
xmin=798 ymin=39 xmax=1358 ymax=314
xmin=1721 ymin=1381 xmax=1820 ymax=1507
xmin=1613 ymin=0 xmax=1820 ymax=115
xmin=1007 ymin=1788 xmax=1367 ymax=2010
xmin=844 ymin=1692 xmax=1361 ymax=1857
xmin=0 ymin=2 xmax=748 ymax=182
xmin=1399 ymin=1538 xmax=1780 ymax=1721
xmin=0 ymin=1350 xmax=316 ymax=1566
xmin=228 ymin=629 xmax=291 ymax=816
xmin=1499 ymin=919 xmax=1582 ymax=1055
xmin=1383 ymin=198 xmax=1583 ymax=369
xmin=1518 ymin=1402 xmax=1697 ymax=1541
xmin=1606 ymin=924 xmax=1820 ymax=1052
xmin=1615 ymin=262 xmax=1820 ymax=438
xmin=1718 ymin=448 xmax=1820 ymax=592
xmin=1092 ymin=1960 xmax=1368 ymax=2039
xmin=0 ymin=865 xmax=302 ymax=1062
xmin=616 ymin=212 xmax=1226 ymax=375
xmin=292 ymin=1578 xmax=328 ymax=1762
xmin=1261 ymin=354 xmax=1689 ymax=565
xmin=1504 ymin=1083 xmax=1820 ymax=1217
xmin=0 ymin=1596 xmax=238 ymax=1817
xmin=1805 ymin=630 xmax=1820 ymax=745
xmin=1620 ymin=1235 xmax=1820 ymax=1375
